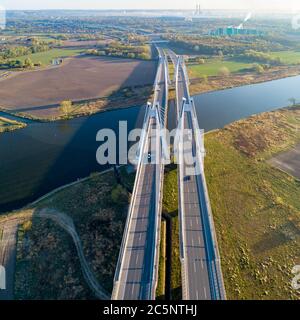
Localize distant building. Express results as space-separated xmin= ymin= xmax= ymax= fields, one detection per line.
xmin=194 ymin=3 xmax=202 ymax=16
xmin=210 ymin=27 xmax=264 ymax=37
xmin=51 ymin=58 xmax=63 ymax=65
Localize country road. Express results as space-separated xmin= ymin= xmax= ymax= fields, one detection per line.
xmin=0 ymin=220 xmax=18 ymax=300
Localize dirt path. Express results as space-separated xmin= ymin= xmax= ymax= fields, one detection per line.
xmin=269 ymin=143 xmax=300 ymax=180
xmin=36 ymin=209 xmax=110 ymax=300
xmin=0 ymin=220 xmax=18 ymax=300
xmin=0 ymin=208 xmax=110 ymax=300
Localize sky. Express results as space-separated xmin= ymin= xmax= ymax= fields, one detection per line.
xmin=0 ymin=0 xmax=299 ymax=11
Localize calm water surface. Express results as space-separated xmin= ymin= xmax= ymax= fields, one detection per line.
xmin=1 ymin=75 xmax=300 ymax=212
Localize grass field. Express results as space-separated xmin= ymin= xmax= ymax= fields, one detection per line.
xmin=205 ymin=106 xmax=300 ymax=300
xmin=162 ymin=165 xmax=182 ymax=300
xmin=269 ymin=51 xmax=300 ymax=65
xmin=16 ymin=48 xmax=84 ymax=65
xmin=188 ymin=58 xmax=253 ymax=78
xmin=156 ymin=220 xmax=166 ymax=299
xmin=187 ymin=51 xmax=300 ymax=79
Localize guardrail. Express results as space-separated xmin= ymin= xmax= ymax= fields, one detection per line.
xmin=150 ymin=50 xmax=169 ymax=298
xmin=150 ymin=108 xmax=165 ymax=298
xmin=190 ymin=99 xmax=226 ymax=300
xmin=177 ymin=104 xmax=189 ymax=299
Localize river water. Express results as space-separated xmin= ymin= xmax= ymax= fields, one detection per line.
xmin=1 ymin=75 xmax=300 ymax=212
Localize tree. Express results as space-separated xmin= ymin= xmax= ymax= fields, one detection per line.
xmin=218 ymin=66 xmax=230 ymax=77
xmin=111 ymin=185 xmax=128 ymax=206
xmin=127 ymin=53 xmax=136 ymax=59
xmin=60 ymin=100 xmax=73 ymax=117
xmin=254 ymin=63 xmax=265 ymax=74
xmin=24 ymin=58 xmax=34 ymax=68
xmin=197 ymin=57 xmax=205 ymax=64
xmin=137 ymin=53 xmax=150 ymax=60
xmin=202 ymin=74 xmax=208 ymax=84
xmin=289 ymin=98 xmax=297 ymax=106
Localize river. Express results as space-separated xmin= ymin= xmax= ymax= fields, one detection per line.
xmin=1 ymin=74 xmax=300 ymax=212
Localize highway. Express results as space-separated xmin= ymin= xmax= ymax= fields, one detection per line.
xmin=112 ymin=47 xmax=168 ymax=300
xmin=169 ymin=51 xmax=226 ymax=300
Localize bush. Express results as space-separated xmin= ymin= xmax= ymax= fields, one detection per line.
xmin=218 ymin=66 xmax=230 ymax=77
xmin=60 ymin=100 xmax=73 ymax=117
xmin=253 ymin=63 xmax=265 ymax=74
xmin=111 ymin=185 xmax=129 ymax=206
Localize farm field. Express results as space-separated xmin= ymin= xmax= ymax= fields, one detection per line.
xmin=188 ymin=58 xmax=253 ymax=78
xmin=0 ymin=55 xmax=156 ymax=118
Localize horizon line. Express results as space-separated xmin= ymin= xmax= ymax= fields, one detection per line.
xmin=2 ymin=8 xmax=295 ymax=12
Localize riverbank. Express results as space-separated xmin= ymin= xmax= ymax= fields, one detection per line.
xmin=165 ymin=104 xmax=300 ymax=300
xmin=168 ymin=64 xmax=300 ymax=100
xmin=0 ymin=85 xmax=153 ymax=123
xmin=0 ymin=116 xmax=27 ymax=134
xmin=2 ymin=62 xmax=299 ymax=123
xmin=190 ymin=65 xmax=300 ymax=97
xmin=0 ymin=168 xmax=132 ymax=299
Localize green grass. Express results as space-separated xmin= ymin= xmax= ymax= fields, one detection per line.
xmin=16 ymin=48 xmax=83 ymax=65
xmin=160 ymin=107 xmax=300 ymax=300
xmin=162 ymin=165 xmax=182 ymax=300
xmin=269 ymin=51 xmax=300 ymax=65
xmin=188 ymin=58 xmax=253 ymax=78
xmin=156 ymin=220 xmax=166 ymax=299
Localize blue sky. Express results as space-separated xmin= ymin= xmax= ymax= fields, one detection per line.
xmin=0 ymin=0 xmax=298 ymax=11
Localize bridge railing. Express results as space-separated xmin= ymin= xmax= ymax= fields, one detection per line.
xmin=150 ymin=51 xmax=169 ymax=298
xmin=176 ymin=101 xmax=189 ymax=300
xmin=190 ymin=98 xmax=226 ymax=300
xmin=150 ymin=111 xmax=165 ymax=298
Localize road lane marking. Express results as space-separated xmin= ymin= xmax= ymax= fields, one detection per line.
xmin=204 ymin=287 xmax=207 ymax=299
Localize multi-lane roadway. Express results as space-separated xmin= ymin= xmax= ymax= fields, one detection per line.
xmin=113 ymin=47 xmax=225 ymax=300
xmin=170 ymin=51 xmax=226 ymax=300
xmin=112 ymin=48 xmax=168 ymax=300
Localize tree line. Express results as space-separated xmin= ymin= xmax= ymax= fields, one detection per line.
xmin=86 ymin=41 xmax=151 ymax=60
